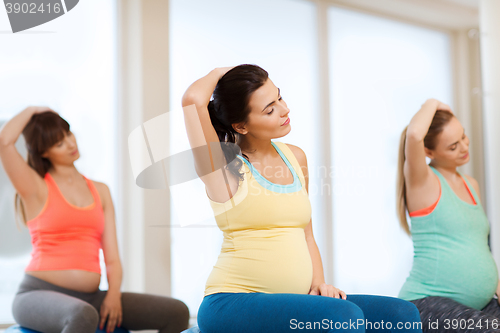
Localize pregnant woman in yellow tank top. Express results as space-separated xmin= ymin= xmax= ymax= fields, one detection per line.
xmin=182 ymin=64 xmax=423 ymax=333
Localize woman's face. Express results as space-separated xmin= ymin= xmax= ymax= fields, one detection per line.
xmin=426 ymin=116 xmax=470 ymax=168
xmin=235 ymin=78 xmax=291 ymax=139
xmin=42 ymin=131 xmax=80 ymax=165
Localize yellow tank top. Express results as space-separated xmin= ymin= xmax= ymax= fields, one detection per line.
xmin=204 ymin=141 xmax=313 ymax=296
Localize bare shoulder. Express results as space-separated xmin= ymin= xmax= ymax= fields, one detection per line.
xmin=464 ymin=174 xmax=481 ymax=196
xmin=90 ymin=180 xmax=111 ymax=202
xmin=284 ymin=143 xmax=309 ymax=193
xmin=91 ymin=180 xmax=109 ymax=192
xmin=284 ymin=143 xmax=307 ymax=168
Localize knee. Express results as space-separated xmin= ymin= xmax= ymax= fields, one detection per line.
xmin=170 ymin=299 xmax=190 ymax=327
xmin=331 ymin=301 xmax=365 ymax=322
xmin=150 ymin=296 xmax=190 ymax=329
xmin=11 ymin=295 xmax=24 ymax=323
xmin=390 ymin=299 xmax=421 ymax=322
xmin=320 ymin=302 xmax=364 ymax=333
xmin=66 ymin=302 xmax=99 ymax=329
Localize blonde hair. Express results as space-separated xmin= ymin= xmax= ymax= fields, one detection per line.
xmin=396 ymin=126 xmax=410 ymax=235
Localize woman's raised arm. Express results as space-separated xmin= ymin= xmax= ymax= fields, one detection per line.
xmin=181 ymin=67 xmax=238 ymax=203
xmin=404 ymin=99 xmax=452 ymax=188
xmin=0 ymin=106 xmax=51 ymax=200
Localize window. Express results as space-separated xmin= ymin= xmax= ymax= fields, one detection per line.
xmin=169 ymin=0 xmax=319 ymax=317
xmin=328 ymin=7 xmax=453 ymax=295
xmin=0 ymin=2 xmax=117 ymax=324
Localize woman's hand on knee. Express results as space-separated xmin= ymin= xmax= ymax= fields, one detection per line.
xmin=309 ymin=283 xmax=347 ymax=300
xmin=99 ymin=292 xmax=123 ymax=333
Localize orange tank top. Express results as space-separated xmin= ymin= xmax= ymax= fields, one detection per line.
xmin=25 ymin=173 xmax=105 ymax=274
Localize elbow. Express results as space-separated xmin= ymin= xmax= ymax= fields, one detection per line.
xmin=406 ymin=128 xmax=425 ymax=143
xmin=0 ymin=133 xmax=11 ymax=150
xmin=182 ymin=91 xmax=209 ymax=111
xmin=105 ymin=261 xmax=122 ymax=272
xmin=105 ymin=257 xmax=122 ymax=267
xmin=304 ymin=232 xmax=315 ymax=243
xmin=181 ymin=91 xmax=199 ymax=108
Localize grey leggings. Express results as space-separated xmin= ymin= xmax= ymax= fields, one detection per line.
xmin=12 ymin=274 xmax=189 ymax=333
xmin=411 ymin=296 xmax=500 ymax=333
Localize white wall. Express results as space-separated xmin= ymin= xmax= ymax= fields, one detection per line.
xmin=328 ymin=6 xmax=453 ymax=296
xmin=0 ymin=1 xmax=117 ymax=325
xmin=479 ymin=0 xmax=500 ymax=270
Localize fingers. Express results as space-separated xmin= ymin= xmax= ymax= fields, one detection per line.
xmin=312 ymin=284 xmax=347 ymax=299
xmin=424 ymin=99 xmax=453 ymax=114
xmin=106 ymin=312 xmax=118 ymax=333
xmin=319 ymin=284 xmax=342 ymax=298
xmin=325 ymin=285 xmax=346 ymax=299
xmin=439 ymin=104 xmax=452 ymax=113
xmin=309 ymin=289 xmax=319 ymax=296
xmin=100 ymin=305 xmax=123 ymax=332
xmin=105 ymin=308 xmax=123 ymax=332
xmin=99 ymin=308 xmax=109 ymax=330
xmin=436 ymin=101 xmax=453 ymax=113
xmin=117 ymin=313 xmax=123 ymax=328
xmin=33 ymin=106 xmax=54 ymax=114
xmin=319 ymin=284 xmax=329 ymax=297
xmin=327 ymin=285 xmax=336 ymax=298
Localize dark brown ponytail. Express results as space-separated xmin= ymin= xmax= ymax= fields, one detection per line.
xmin=15 ymin=111 xmax=70 ymax=225
xmin=207 ymin=64 xmax=269 ymax=182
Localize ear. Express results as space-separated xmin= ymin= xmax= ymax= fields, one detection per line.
xmin=424 ymin=147 xmax=434 ymax=160
xmin=41 ymin=151 xmax=49 ymax=158
xmin=232 ymin=121 xmax=248 ymax=135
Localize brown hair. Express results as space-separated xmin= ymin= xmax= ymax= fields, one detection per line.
xmin=396 ymin=110 xmax=454 ymax=235
xmin=15 ymin=111 xmax=70 ymax=225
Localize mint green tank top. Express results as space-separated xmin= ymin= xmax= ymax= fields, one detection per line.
xmin=398 ymin=166 xmax=498 ymax=310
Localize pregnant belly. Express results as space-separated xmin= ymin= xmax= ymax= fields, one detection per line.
xmin=26 ymin=270 xmax=101 ymax=293
xmin=443 ymin=249 xmax=498 ymax=298
xmin=207 ymin=229 xmax=313 ymax=294
xmin=406 ymin=246 xmax=498 ymax=309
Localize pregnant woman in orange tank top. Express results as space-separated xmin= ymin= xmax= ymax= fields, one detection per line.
xmin=0 ymin=107 xmax=189 ymax=333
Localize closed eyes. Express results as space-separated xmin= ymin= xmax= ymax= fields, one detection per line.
xmin=267 ymin=96 xmax=283 ymax=115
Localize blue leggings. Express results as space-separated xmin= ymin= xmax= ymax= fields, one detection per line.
xmin=197 ymin=293 xmax=422 ymax=333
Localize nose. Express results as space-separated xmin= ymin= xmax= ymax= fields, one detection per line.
xmin=459 ymin=141 xmax=468 ymax=152
xmin=67 ymin=138 xmax=76 ymax=149
xmin=281 ymin=106 xmax=290 ymax=117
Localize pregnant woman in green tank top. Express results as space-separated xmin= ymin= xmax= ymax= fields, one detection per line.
xmin=397 ymin=98 xmax=500 ymax=332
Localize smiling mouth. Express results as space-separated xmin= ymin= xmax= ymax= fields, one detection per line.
xmin=281 ymin=118 xmax=290 ymax=126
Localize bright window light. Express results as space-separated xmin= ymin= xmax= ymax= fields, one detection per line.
xmin=0 ymin=1 xmax=117 ymax=324
xmin=328 ymin=7 xmax=453 ymax=296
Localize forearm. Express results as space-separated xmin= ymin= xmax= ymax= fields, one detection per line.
xmin=407 ymin=99 xmax=440 ymax=141
xmin=306 ymin=235 xmax=326 ymax=287
xmin=182 ymin=68 xmax=223 ymax=107
xmin=0 ymin=107 xmax=35 ymax=147
xmin=105 ymin=261 xmax=123 ymax=295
